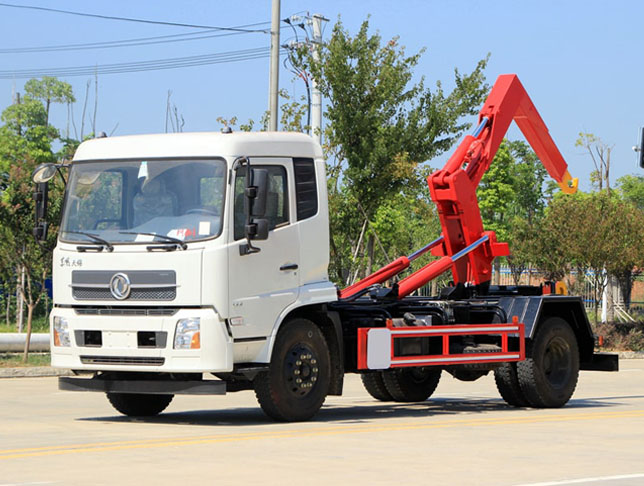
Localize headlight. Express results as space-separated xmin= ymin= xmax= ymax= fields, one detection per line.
xmin=174 ymin=318 xmax=200 ymax=349
xmin=53 ymin=316 xmax=70 ymax=347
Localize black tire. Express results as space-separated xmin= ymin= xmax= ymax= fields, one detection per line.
xmin=360 ymin=372 xmax=394 ymax=401
xmin=494 ymin=363 xmax=529 ymax=407
xmin=106 ymin=393 xmax=173 ymax=417
xmin=253 ymin=318 xmax=331 ymax=421
xmin=517 ymin=317 xmax=580 ymax=408
xmin=382 ymin=367 xmax=441 ymax=402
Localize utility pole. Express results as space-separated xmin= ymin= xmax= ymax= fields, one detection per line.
xmin=268 ymin=0 xmax=281 ymax=131
xmin=310 ymin=14 xmax=328 ymax=145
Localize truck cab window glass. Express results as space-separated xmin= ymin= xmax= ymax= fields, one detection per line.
xmin=65 ymin=171 xmax=123 ymax=231
xmin=234 ymin=165 xmax=288 ymax=241
xmin=60 ymin=158 xmax=226 ymax=244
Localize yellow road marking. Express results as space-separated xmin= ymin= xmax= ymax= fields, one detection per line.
xmin=2 ymin=409 xmax=644 ymax=460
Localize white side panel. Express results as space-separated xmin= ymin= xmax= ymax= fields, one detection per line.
xmin=249 ymin=281 xmax=338 ymax=364
xmin=366 ymin=328 xmax=392 ymax=370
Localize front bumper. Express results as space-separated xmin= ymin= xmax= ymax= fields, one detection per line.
xmin=50 ymin=307 xmax=233 ymax=373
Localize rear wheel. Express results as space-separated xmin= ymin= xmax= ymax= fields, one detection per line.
xmin=360 ymin=372 xmax=394 ymax=401
xmin=517 ymin=317 xmax=579 ymax=408
xmin=253 ymin=318 xmax=330 ymax=421
xmin=106 ymin=393 xmax=173 ymax=417
xmin=382 ymin=367 xmax=441 ymax=402
xmin=494 ymin=363 xmax=529 ymax=407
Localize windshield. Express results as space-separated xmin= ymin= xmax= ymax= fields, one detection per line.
xmin=60 ymin=158 xmax=227 ymax=244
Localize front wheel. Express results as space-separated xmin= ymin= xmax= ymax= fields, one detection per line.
xmin=517 ymin=317 xmax=580 ymax=408
xmin=253 ymin=318 xmax=331 ymax=421
xmin=106 ymin=393 xmax=173 ymax=417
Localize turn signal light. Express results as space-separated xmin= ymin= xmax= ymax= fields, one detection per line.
xmin=190 ymin=332 xmax=200 ymax=349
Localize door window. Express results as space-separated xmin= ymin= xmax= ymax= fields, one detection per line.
xmin=234 ymin=166 xmax=288 ymax=240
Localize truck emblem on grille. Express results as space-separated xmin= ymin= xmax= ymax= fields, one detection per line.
xmin=109 ymin=273 xmax=131 ymax=300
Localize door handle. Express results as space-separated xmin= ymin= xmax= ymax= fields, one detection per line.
xmin=280 ymin=263 xmax=298 ymax=271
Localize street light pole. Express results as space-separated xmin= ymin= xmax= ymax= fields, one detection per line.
xmin=268 ymin=0 xmax=280 ymax=131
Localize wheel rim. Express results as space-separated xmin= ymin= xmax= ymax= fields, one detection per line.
xmin=408 ymin=367 xmax=432 ymax=384
xmin=284 ymin=343 xmax=319 ymax=397
xmin=543 ymin=336 xmax=572 ymax=388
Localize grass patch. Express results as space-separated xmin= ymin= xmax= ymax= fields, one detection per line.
xmin=0 ymin=316 xmax=49 ymax=333
xmin=0 ymin=353 xmax=51 ymax=367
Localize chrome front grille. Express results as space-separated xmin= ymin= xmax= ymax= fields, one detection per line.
xmin=72 ymin=287 xmax=176 ymax=301
xmin=74 ymin=307 xmax=178 ymax=316
xmin=80 ymin=356 xmax=165 ymax=366
xmin=71 ymin=270 xmax=176 ymax=302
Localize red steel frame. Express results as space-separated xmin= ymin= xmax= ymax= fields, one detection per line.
xmin=357 ymin=320 xmax=525 ymax=370
xmin=340 ymin=74 xmax=578 ymax=300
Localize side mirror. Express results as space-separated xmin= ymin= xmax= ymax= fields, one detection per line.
xmin=32 ymin=163 xmax=57 ymax=183
xmin=239 ymin=160 xmax=270 ymax=255
xmin=33 ymin=182 xmax=49 ymax=242
xmin=246 ymin=168 xmax=268 ymax=218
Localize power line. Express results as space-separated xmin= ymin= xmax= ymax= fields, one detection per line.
xmin=0 ymin=2 xmax=269 ymax=32
xmin=0 ymin=47 xmax=287 ymax=79
xmin=0 ymin=24 xmax=271 ymax=54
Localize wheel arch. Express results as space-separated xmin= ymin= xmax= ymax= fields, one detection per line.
xmin=270 ymin=303 xmax=344 ymax=396
xmin=533 ymin=299 xmax=594 ymax=364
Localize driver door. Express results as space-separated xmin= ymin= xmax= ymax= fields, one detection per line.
xmin=227 ymin=158 xmax=300 ymax=339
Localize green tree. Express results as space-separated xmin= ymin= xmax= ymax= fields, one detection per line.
xmin=299 ymin=19 xmax=490 ymax=283
xmin=576 ymin=132 xmax=612 ymax=192
xmin=0 ymin=77 xmax=72 ymax=360
xmin=24 ymin=76 xmax=75 ymax=126
xmin=535 ymin=191 xmax=644 ymax=321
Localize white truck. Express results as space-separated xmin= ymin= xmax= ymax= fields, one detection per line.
xmin=32 ymin=75 xmax=617 ymax=421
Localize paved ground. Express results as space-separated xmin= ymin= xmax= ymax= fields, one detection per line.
xmin=0 ymin=361 xmax=643 ymax=486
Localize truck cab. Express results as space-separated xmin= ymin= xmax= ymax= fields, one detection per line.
xmin=48 ymin=131 xmax=337 ymax=376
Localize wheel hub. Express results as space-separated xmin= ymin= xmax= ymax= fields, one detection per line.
xmin=284 ymin=343 xmax=319 ymax=397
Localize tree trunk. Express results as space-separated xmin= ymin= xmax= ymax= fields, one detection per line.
xmin=366 ymin=234 xmax=375 ymax=278
xmin=5 ymin=288 xmax=10 ymax=326
xmin=22 ymin=303 xmax=35 ymax=363
xmin=493 ymin=259 xmax=501 ymax=286
xmin=616 ymin=269 xmax=633 ymax=311
xmin=606 ymin=277 xmax=615 ymax=323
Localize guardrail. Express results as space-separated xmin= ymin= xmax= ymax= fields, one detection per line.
xmin=0 ymin=333 xmax=50 ymax=352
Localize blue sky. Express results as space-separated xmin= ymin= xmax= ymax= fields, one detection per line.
xmin=0 ymin=0 xmax=642 ymax=190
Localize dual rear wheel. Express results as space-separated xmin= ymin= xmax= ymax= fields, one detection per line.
xmin=361 ymin=367 xmax=441 ymax=402
xmin=495 ymin=317 xmax=580 ymax=408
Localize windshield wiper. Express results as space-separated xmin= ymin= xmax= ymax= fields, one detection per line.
xmin=119 ymin=231 xmax=188 ymax=250
xmin=65 ymin=231 xmax=114 ymax=252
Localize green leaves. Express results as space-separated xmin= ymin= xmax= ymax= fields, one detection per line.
xmin=298 ymin=18 xmax=489 ymax=283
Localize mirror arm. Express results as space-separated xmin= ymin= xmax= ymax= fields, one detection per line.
xmin=56 ymin=165 xmax=67 ymax=185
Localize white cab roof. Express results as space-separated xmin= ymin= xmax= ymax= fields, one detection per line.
xmin=72 ymin=131 xmax=323 ymax=162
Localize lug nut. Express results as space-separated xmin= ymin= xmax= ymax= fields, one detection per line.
xmin=307 ymin=354 xmax=312 ymax=359
xmin=311 ymin=359 xmax=317 ymax=364
xmin=296 ymin=378 xmax=302 ymax=384
xmin=296 ymin=360 xmax=302 ymax=366
xmin=294 ymin=369 xmax=300 ymax=375
xmin=313 ymin=368 xmax=318 ymax=373
xmin=311 ymin=376 xmax=317 ymax=382
xmin=300 ymin=354 xmax=306 ymax=360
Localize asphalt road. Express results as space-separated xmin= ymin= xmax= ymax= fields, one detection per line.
xmin=1 ymin=360 xmax=643 ymax=486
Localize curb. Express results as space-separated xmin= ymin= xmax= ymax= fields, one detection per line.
xmin=0 ymin=367 xmax=73 ymax=378
xmin=615 ymin=351 xmax=644 ymax=359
